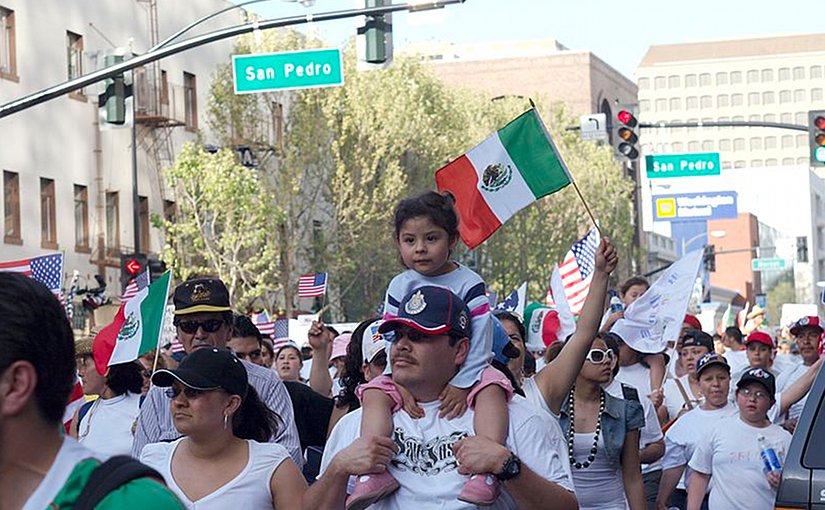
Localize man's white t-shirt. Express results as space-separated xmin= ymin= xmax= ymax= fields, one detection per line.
xmin=320 ymin=396 xmax=574 ymax=509
xmin=775 ymin=362 xmax=811 ymax=421
xmin=77 ymin=392 xmax=141 ymax=457
xmin=23 ymin=437 xmax=102 ymax=510
xmin=662 ymin=403 xmax=738 ymax=490
xmin=688 ymin=415 xmax=791 ymax=510
xmin=724 ymin=349 xmax=749 ymax=376
xmin=662 ymin=375 xmax=702 ymax=421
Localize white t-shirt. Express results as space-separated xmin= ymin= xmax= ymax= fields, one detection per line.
xmin=320 ymin=396 xmax=574 ymax=509
xmin=604 ymin=379 xmax=663 ymax=475
xmin=614 ymin=363 xmax=652 ymax=397
xmin=23 ymin=437 xmax=102 ymax=510
xmin=662 ymin=403 xmax=738 ymax=490
xmin=724 ymin=349 xmax=749 ymax=376
xmin=77 ymin=392 xmax=141 ymax=457
xmin=662 ymin=375 xmax=702 ymax=421
xmin=775 ymin=362 xmax=811 ymax=421
xmin=688 ymin=415 xmax=791 ymax=510
xmin=570 ymin=434 xmax=626 ymax=510
xmin=140 ymin=437 xmax=290 ymax=510
xmin=773 ymin=353 xmax=801 ymax=376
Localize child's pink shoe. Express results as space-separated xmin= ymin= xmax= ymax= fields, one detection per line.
xmin=457 ymin=473 xmax=500 ymax=506
xmin=346 ymin=471 xmax=400 ymax=510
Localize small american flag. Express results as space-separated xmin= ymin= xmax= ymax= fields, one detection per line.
xmin=298 ymin=273 xmax=327 ymax=298
xmin=0 ymin=253 xmax=64 ymax=297
xmin=274 ymin=318 xmax=290 ymax=339
xmin=546 ymin=228 xmax=599 ymax=315
xmin=250 ymin=310 xmax=276 ymax=338
xmin=170 ymin=337 xmax=186 ymax=354
xmin=120 ymin=270 xmax=150 ymax=303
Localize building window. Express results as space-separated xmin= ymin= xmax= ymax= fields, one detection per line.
xmin=762 ymin=91 xmax=775 ymax=104
xmin=671 ymin=142 xmax=684 ymax=152
xmin=702 ymin=140 xmax=714 ymax=151
xmin=183 ymin=71 xmax=197 ymax=130
xmin=813 ymin=88 xmax=823 ymax=102
xmin=780 ymin=112 xmax=792 ymax=124
xmin=797 ymin=134 xmax=808 ymax=148
xmin=750 ymin=137 xmax=762 ymax=150
xmin=761 ymin=69 xmax=774 ymax=82
xmin=138 ymin=195 xmax=149 ymax=252
xmin=700 ymin=95 xmax=712 ymax=108
xmin=779 ymin=90 xmax=791 ymax=103
xmin=734 ymin=161 xmax=746 ymax=169
xmin=719 ymin=139 xmax=732 ymax=151
xmin=668 ymin=98 xmax=681 ymax=111
xmin=639 ymin=99 xmax=651 ymax=112
xmin=715 ymin=72 xmax=728 ymax=85
xmin=655 ymin=98 xmax=667 ymax=112
xmin=733 ymin=138 xmax=745 ymax=151
xmin=654 ymin=76 xmax=666 ymax=89
xmin=685 ymin=74 xmax=697 ymax=87
xmin=699 ymin=73 xmax=711 ymax=86
xmin=637 ymin=77 xmax=650 ymax=90
xmin=731 ymin=94 xmax=743 ymax=106
xmin=688 ymin=141 xmax=699 ymax=152
xmin=3 ymin=170 xmax=20 ymax=243
xmin=781 ymin=135 xmax=794 ymax=149
xmin=106 ymin=191 xmax=120 ymax=256
xmin=668 ymin=75 xmax=681 ymax=88
xmin=751 ymin=160 xmax=763 ymax=167
xmin=764 ymin=113 xmax=776 ymax=122
xmin=747 ymin=70 xmax=759 ymax=84
xmin=67 ymin=31 xmax=83 ymax=80
xmin=765 ymin=158 xmax=778 ymax=166
xmin=748 ymin=92 xmax=760 ymax=106
xmin=749 ymin=114 xmax=761 ymax=122
xmin=730 ymin=71 xmax=742 ymax=84
xmin=74 ymin=185 xmax=89 ymax=250
xmin=794 ymin=89 xmax=806 ymax=102
xmin=764 ymin=136 xmax=777 ymax=149
xmin=160 ymin=70 xmax=169 ymax=105
xmin=686 ymin=96 xmax=698 ymax=110
xmin=782 ymin=157 xmax=794 ymax=165
xmin=793 ymin=66 xmax=805 ymax=80
xmin=40 ymin=178 xmax=57 ymax=249
xmin=721 ymin=161 xmax=732 ymax=169
xmin=717 ymin=94 xmax=729 ymax=107
xmin=163 ymin=199 xmax=176 ymax=223
xmin=778 ymin=67 xmax=790 ymax=81
xmin=0 ymin=6 xmax=16 ymax=80
xmin=796 ymin=112 xmax=807 ymax=125
xmin=797 ymin=157 xmax=809 ymax=165
xmin=732 ymin=115 xmax=744 ymax=122
xmin=811 ymin=66 xmax=823 ymax=79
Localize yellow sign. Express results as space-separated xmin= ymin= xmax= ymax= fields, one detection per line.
xmin=656 ymin=197 xmax=677 ymax=218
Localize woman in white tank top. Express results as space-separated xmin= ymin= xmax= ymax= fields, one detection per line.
xmin=140 ymin=347 xmax=306 ymax=509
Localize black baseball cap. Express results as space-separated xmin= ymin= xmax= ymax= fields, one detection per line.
xmin=695 ymin=352 xmax=730 ymax=376
xmin=736 ymin=367 xmax=776 ymax=399
xmin=173 ymin=278 xmax=232 ymax=315
xmin=681 ymin=330 xmax=714 ymax=351
xmin=379 ymin=286 xmax=471 ymax=339
xmin=152 ymin=347 xmax=248 ymax=398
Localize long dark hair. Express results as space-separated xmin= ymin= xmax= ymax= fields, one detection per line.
xmin=233 ymin=384 xmax=281 ymax=442
xmin=337 ymin=317 xmax=381 ymax=411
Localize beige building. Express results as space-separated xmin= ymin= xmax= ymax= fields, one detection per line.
xmin=403 ymin=39 xmax=638 ymax=118
xmin=636 ymin=34 xmax=825 ymax=169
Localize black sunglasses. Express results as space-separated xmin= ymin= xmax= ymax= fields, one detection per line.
xmin=165 ymin=385 xmax=216 ymax=399
xmin=175 ymin=318 xmax=225 ymax=334
xmin=234 ymin=349 xmax=262 ymax=360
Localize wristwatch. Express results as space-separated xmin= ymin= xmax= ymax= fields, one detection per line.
xmin=495 ymin=452 xmax=521 ymax=481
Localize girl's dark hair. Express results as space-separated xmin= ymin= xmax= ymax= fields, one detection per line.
xmin=233 ymin=383 xmax=281 ymax=442
xmin=106 ymin=361 xmax=144 ymax=396
xmin=275 ymin=344 xmax=302 ymax=364
xmin=596 ymin=332 xmax=622 ymax=377
xmin=393 ymin=191 xmax=459 ymax=241
xmin=336 ymin=317 xmax=381 ymax=411
xmin=619 ymin=276 xmax=650 ymax=296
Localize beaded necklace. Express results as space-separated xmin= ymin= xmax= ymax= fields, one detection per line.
xmin=566 ymin=386 xmax=605 ymax=469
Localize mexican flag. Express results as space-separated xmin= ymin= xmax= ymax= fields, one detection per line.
xmin=436 ymin=108 xmax=572 ymax=248
xmin=93 ymin=271 xmax=172 ymax=373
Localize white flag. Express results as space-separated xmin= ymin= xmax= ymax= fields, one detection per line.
xmin=550 ymin=265 xmax=576 ymax=342
xmin=610 ymin=249 xmax=704 ymax=353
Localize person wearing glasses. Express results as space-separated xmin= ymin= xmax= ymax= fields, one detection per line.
xmin=140 ymin=347 xmax=306 ymax=509
xmin=559 ymin=332 xmax=647 ymax=510
xmin=686 ymin=368 xmax=791 ymax=510
xmin=132 ymin=278 xmax=303 ymax=468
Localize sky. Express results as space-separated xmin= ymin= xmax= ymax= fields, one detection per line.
xmin=233 ymin=0 xmax=824 ymax=78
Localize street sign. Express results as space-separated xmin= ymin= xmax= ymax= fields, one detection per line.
xmin=579 ymin=113 xmax=607 ymax=141
xmin=652 ymin=191 xmax=737 ymax=222
xmin=751 ymin=258 xmax=787 ymax=271
xmin=232 ymin=48 xmax=344 ymax=94
xmin=645 ymin=152 xmax=721 ymax=178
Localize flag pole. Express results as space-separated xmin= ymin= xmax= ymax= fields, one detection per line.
xmin=529 ymin=99 xmax=602 ymax=237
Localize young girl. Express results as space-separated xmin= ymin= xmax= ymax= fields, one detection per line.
xmin=349 ymin=191 xmax=512 ymax=509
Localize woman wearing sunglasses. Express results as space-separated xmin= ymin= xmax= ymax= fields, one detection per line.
xmin=558 ymin=333 xmax=647 ymax=510
xmin=140 ymin=347 xmax=307 ymax=509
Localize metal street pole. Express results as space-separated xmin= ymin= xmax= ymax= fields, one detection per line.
xmin=0 ymin=0 xmax=465 ymax=119
xmin=131 ymin=71 xmax=140 ymax=255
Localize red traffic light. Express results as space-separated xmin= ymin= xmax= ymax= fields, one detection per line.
xmin=617 ymin=110 xmax=635 ymax=125
xmin=125 ymin=259 xmax=143 ymax=275
xmin=815 ymin=116 xmax=825 ymax=131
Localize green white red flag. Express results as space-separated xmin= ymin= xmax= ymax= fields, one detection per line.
xmin=436 ymin=108 xmax=572 ymax=248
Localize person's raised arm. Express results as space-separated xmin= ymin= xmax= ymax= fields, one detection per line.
xmin=778 ymin=356 xmax=823 ymax=416
xmin=308 ymin=320 xmax=334 ymax=397
xmin=534 ymin=237 xmax=618 ymax=414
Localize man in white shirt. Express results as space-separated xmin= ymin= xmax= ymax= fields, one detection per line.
xmin=775 ymin=316 xmax=823 ymax=431
xmin=305 ymin=286 xmax=577 ymax=510
xmin=721 ymin=326 xmax=749 ymax=375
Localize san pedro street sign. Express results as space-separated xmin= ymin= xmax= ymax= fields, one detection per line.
xmin=645 ymin=152 xmax=721 ymax=179
xmin=232 ymin=48 xmax=343 ymax=94
xmin=751 ymin=258 xmax=787 ymax=271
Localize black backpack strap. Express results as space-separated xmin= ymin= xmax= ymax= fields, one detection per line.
xmin=74 ymin=455 xmax=165 ymax=510
xmin=77 ymin=400 xmax=95 ymax=426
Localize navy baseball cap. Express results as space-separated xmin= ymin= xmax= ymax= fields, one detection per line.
xmin=379 ymin=286 xmax=471 ymax=339
xmin=737 ymin=367 xmax=776 ymax=398
xmin=695 ymin=352 xmax=729 ymax=376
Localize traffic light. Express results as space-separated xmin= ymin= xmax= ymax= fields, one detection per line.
xmin=703 ymin=244 xmax=716 ymax=272
xmin=147 ymin=258 xmax=167 ymax=282
xmin=361 ymin=0 xmax=393 ymax=64
xmin=100 ymin=53 xmax=126 ymax=124
xmin=120 ymin=253 xmax=148 ymax=292
xmin=797 ymin=236 xmax=809 ymax=263
xmin=613 ymin=105 xmax=640 ymax=161
xmin=808 ymin=110 xmax=825 ymax=167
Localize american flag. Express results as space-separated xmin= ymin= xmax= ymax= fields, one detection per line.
xmin=0 ymin=253 xmax=64 ymax=297
xmin=250 ymin=310 xmax=276 ymax=338
xmin=274 ymin=318 xmax=290 ymax=339
xmin=120 ymin=270 xmax=150 ymax=303
xmin=298 ymin=272 xmax=327 ymax=298
xmin=546 ymin=228 xmax=599 ymax=315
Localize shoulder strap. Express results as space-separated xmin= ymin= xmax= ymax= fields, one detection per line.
xmin=74 ymin=455 xmax=164 ymax=510
xmin=77 ymin=400 xmax=95 ymax=426
xmin=674 ymin=378 xmax=694 ymax=411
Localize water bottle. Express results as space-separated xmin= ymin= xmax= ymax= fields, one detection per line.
xmin=758 ymin=435 xmax=782 ymax=473
xmin=609 ymin=290 xmax=624 ymax=314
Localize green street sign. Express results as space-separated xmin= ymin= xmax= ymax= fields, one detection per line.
xmin=751 ymin=258 xmax=787 ymax=271
xmin=645 ymin=152 xmax=721 ymax=178
xmin=232 ymin=48 xmax=343 ymax=94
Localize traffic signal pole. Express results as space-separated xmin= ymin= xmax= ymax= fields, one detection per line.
xmin=0 ymin=0 xmax=465 ymax=119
